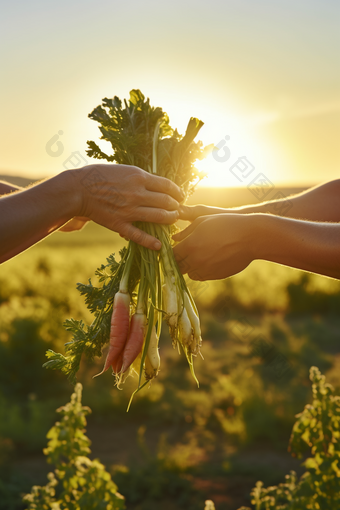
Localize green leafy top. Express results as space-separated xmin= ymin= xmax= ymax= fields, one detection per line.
xmin=44 ymin=90 xmax=211 ymax=386
xmin=86 ymin=89 xmax=212 ymax=195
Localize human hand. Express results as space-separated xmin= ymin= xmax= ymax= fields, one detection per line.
xmin=70 ymin=164 xmax=185 ymax=250
xmin=172 ymin=214 xmax=258 ymax=280
xmin=178 ymin=204 xmax=228 ymax=222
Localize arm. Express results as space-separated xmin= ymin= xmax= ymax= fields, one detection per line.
xmin=1 ymin=172 xmax=75 ymax=262
xmin=0 ymin=179 xmax=89 ymax=233
xmin=0 ymin=164 xmax=184 ymax=264
xmin=0 ymin=181 xmax=22 ymax=195
xmin=180 ymin=179 xmax=340 ymax=223
xmin=172 ymin=213 xmax=340 ymax=281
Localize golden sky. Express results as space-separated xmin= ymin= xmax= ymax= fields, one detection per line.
xmin=0 ymin=0 xmax=339 ymax=187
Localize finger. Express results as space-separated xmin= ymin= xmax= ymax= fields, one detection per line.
xmin=178 ymin=205 xmax=206 ymax=221
xmin=120 ymin=224 xmax=162 ymax=251
xmin=172 ymin=217 xmax=204 ymax=242
xmin=174 ymin=253 xmax=190 ymax=274
xmin=188 ymin=270 xmax=206 ymax=281
xmin=142 ymin=190 xmax=179 ymax=211
xmin=179 ymin=205 xmax=225 ymax=221
xmin=145 ymin=174 xmax=185 ymax=203
xmin=137 ymin=207 xmax=179 ymax=225
xmin=173 ymin=245 xmax=192 ymax=274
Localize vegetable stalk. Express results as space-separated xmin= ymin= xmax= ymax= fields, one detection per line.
xmin=44 ymin=89 xmax=212 ymax=405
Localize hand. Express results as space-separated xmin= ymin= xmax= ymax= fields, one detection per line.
xmin=59 ymin=216 xmax=90 ymax=232
xmin=179 ymin=204 xmax=228 ymax=222
xmin=172 ymin=214 xmax=257 ymax=280
xmin=71 ymin=164 xmax=185 ymax=250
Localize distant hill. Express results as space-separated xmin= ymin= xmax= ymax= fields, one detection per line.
xmin=0 ymin=173 xmax=307 ymax=209
xmin=0 ymin=174 xmax=39 ymax=188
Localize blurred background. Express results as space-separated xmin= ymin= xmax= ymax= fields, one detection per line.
xmin=1 ymin=1 xmax=340 ymax=509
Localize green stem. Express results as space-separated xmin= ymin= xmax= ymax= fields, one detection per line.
xmin=152 ymin=120 xmax=161 ymax=174
xmin=119 ymin=242 xmax=135 ymax=293
xmin=136 ymin=254 xmax=147 ymax=314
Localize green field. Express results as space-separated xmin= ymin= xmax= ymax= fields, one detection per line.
xmin=1 ymin=187 xmax=340 ymax=509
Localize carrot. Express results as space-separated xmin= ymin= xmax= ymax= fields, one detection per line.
xmin=112 ymin=351 xmax=124 ymax=374
xmin=121 ymin=312 xmax=146 ymax=373
xmin=95 ymin=291 xmax=130 ymax=376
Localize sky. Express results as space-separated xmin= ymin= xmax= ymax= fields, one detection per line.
xmin=0 ymin=0 xmax=339 ymax=187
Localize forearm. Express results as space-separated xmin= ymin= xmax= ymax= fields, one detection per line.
xmin=254 ymin=214 xmax=340 ymax=279
xmin=236 ymin=180 xmax=340 ymax=222
xmin=0 ymin=171 xmax=79 ymax=263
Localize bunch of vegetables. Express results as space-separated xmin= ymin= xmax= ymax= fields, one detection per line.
xmin=44 ymin=90 xmax=211 ymax=405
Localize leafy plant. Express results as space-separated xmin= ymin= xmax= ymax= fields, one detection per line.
xmin=44 ymin=89 xmax=213 ymax=403
xmin=237 ymin=366 xmax=340 ymax=509
xmin=23 ymin=383 xmax=125 ymax=510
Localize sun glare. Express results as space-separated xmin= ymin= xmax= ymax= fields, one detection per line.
xmin=161 ymin=97 xmax=284 ymax=188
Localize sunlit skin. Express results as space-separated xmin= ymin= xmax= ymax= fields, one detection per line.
xmin=0 ymin=164 xmax=184 ymax=264
xmin=173 ymin=180 xmax=340 ymax=281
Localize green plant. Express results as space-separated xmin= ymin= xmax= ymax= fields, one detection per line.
xmin=111 ymin=426 xmax=201 ymax=510
xmin=23 ymin=383 xmax=125 ymax=510
xmin=237 ymin=366 xmax=340 ymax=509
xmin=44 ymin=89 xmax=213 ymax=404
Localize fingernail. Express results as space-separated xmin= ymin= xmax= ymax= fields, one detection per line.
xmin=180 ymin=190 xmax=185 ymax=200
xmin=154 ymin=240 xmax=162 ymax=250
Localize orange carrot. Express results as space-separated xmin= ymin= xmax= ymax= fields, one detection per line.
xmin=100 ymin=291 xmax=130 ymax=374
xmin=113 ymin=351 xmax=123 ymax=373
xmin=121 ymin=312 xmax=146 ymax=373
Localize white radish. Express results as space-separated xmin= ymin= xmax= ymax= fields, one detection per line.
xmin=162 ymin=279 xmax=178 ymax=337
xmin=178 ymin=307 xmax=192 ymax=348
xmin=145 ymin=325 xmax=160 ymax=378
xmin=184 ymin=292 xmax=201 ymax=338
xmin=183 ymin=292 xmax=202 ymax=355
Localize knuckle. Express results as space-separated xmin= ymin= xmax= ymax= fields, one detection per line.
xmin=159 ymin=177 xmax=171 ymax=193
xmin=164 ymin=194 xmax=174 ymax=209
xmin=129 ymin=228 xmax=145 ymax=244
xmin=128 ymin=189 xmax=142 ymax=205
xmin=134 ymin=168 xmax=147 ymax=184
xmin=164 ymin=179 xmax=172 ymax=193
xmin=156 ymin=209 xmax=168 ymax=222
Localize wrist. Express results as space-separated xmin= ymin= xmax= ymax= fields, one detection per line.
xmin=58 ymin=168 xmax=86 ymax=217
xmin=247 ymin=213 xmax=277 ymax=261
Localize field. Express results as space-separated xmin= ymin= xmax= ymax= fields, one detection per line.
xmin=1 ymin=186 xmax=340 ymax=509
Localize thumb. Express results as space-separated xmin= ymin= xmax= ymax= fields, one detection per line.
xmin=172 ymin=217 xmax=204 ymax=242
xmin=179 ymin=204 xmax=224 ymax=221
xmin=178 ymin=205 xmax=205 ymax=221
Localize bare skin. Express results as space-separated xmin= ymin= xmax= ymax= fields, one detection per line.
xmin=0 ymin=180 xmax=89 ymax=233
xmin=173 ymin=179 xmax=340 ymax=281
xmin=0 ymin=164 xmax=185 ymax=263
